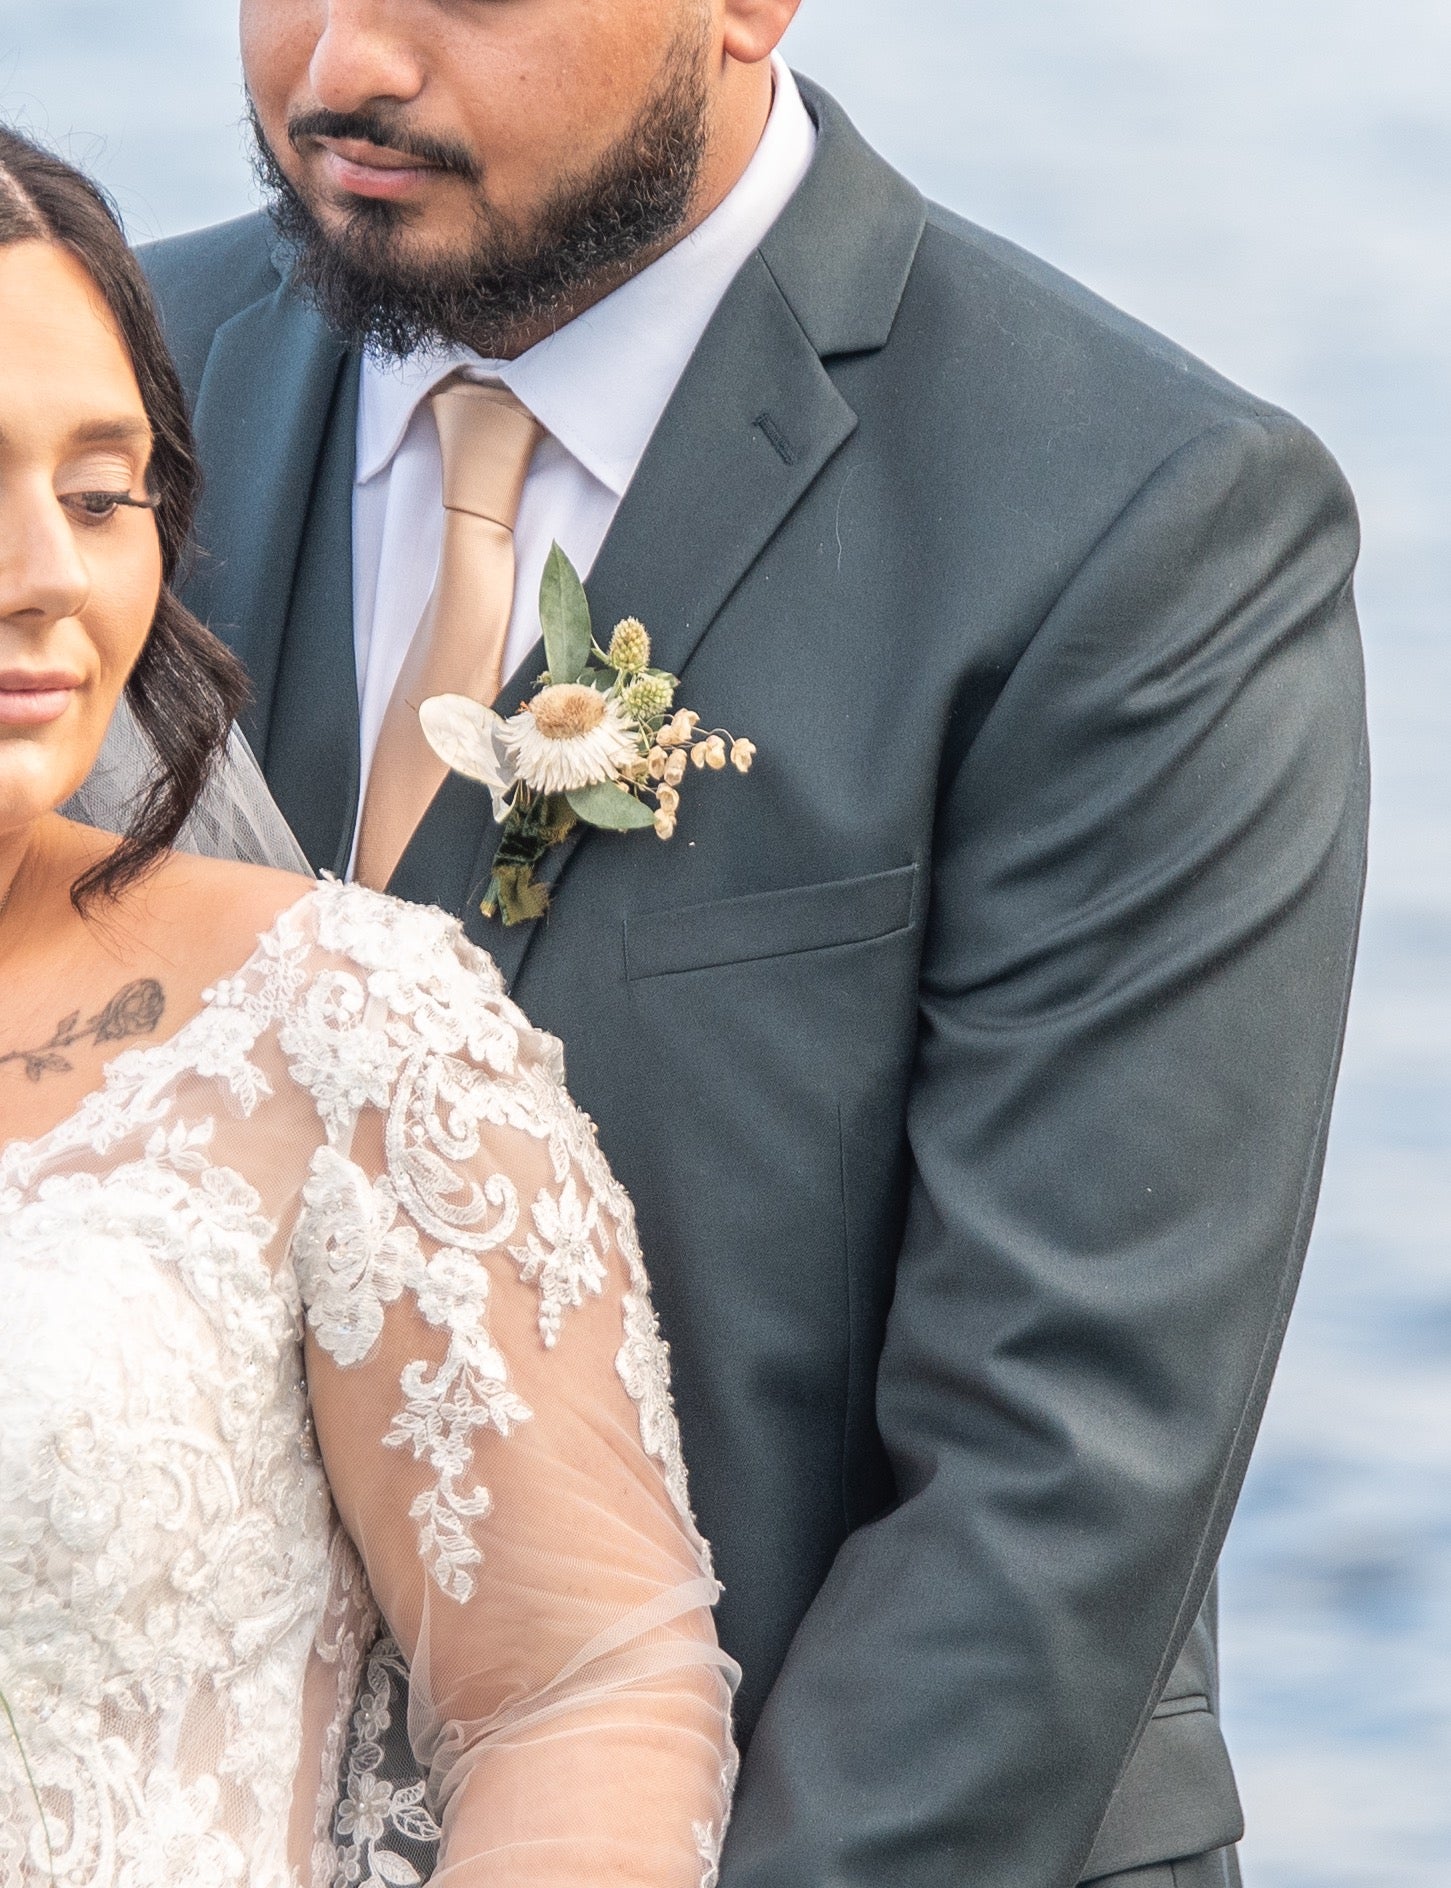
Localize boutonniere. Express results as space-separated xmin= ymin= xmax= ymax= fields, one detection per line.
xmin=421 ymin=544 xmax=755 ymax=926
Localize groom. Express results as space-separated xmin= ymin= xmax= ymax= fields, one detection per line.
xmin=143 ymin=2 xmax=1367 ymax=1883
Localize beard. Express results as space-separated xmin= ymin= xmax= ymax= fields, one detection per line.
xmin=249 ymin=34 xmax=712 ymax=362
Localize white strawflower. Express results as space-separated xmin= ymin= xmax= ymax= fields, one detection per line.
xmin=505 ymin=684 xmax=640 ymax=795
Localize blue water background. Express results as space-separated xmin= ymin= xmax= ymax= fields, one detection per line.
xmin=2 ymin=5 xmax=1447 ymax=1881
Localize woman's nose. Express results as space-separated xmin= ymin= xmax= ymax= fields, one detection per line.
xmin=0 ymin=490 xmax=91 ymax=632
xmin=309 ymin=0 xmax=426 ymax=114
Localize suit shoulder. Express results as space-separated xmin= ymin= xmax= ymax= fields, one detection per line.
xmin=908 ymin=202 xmax=1288 ymax=437
xmin=139 ymin=211 xmax=280 ymax=306
xmin=138 ymin=214 xmax=281 ymax=406
xmin=873 ymin=202 xmax=1350 ymax=526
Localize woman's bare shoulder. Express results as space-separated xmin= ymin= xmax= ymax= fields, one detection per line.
xmin=82 ymin=846 xmax=319 ymax=996
xmin=135 ymin=851 xmax=317 ymax=960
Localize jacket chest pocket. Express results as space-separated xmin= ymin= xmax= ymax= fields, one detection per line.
xmin=622 ymin=863 xmax=920 ymax=982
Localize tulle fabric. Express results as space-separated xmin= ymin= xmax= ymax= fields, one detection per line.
xmin=63 ymin=696 xmax=314 ymax=873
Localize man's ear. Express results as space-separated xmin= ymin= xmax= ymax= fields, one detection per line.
xmin=721 ymin=0 xmax=804 ymax=67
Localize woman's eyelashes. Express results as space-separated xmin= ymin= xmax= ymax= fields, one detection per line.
xmin=60 ymin=489 xmax=157 ymax=526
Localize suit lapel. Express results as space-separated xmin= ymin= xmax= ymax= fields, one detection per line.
xmin=416 ymin=254 xmax=858 ymax=988
xmin=184 ymin=287 xmax=349 ymax=760
xmin=261 ymin=357 xmax=364 ymax=874
xmin=391 ymin=81 xmax=929 ymax=989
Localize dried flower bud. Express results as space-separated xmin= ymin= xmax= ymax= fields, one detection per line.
xmin=691 ymin=743 xmax=709 ymax=770
xmin=623 ymin=674 xmax=675 ymax=723
xmin=657 ymin=786 xmax=681 ymax=816
xmin=731 ymin=738 xmax=757 ymax=774
xmin=608 ymin=617 xmax=652 ymax=673
xmin=664 ymin=750 xmax=688 ymax=787
xmin=668 ymin=711 xmax=696 ymax=746
xmin=705 ymin=735 xmax=728 ymax=771
xmin=654 ymin=811 xmax=677 ymax=841
xmin=648 ymin=745 xmax=669 ymax=780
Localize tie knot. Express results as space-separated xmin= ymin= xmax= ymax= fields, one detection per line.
xmin=431 ymin=380 xmax=544 ymax=530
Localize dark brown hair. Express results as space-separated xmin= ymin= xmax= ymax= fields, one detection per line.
xmin=0 ymin=126 xmax=249 ymax=908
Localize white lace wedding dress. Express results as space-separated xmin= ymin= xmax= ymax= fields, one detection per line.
xmin=0 ymin=880 xmax=737 ymax=1888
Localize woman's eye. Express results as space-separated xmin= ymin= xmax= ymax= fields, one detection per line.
xmin=62 ymin=490 xmax=150 ymax=524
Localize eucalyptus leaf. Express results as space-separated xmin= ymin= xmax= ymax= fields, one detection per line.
xmin=567 ymin=781 xmax=658 ymax=832
xmin=538 ymin=543 xmax=593 ymax=684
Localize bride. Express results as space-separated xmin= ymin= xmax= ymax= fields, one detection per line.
xmin=0 ymin=131 xmax=735 ymax=1885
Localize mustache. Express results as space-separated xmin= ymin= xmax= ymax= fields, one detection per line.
xmin=285 ymin=107 xmax=480 ymax=182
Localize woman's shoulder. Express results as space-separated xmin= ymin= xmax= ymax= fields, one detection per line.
xmin=127 ymin=850 xmax=319 ymax=975
xmin=133 ymin=865 xmax=516 ymax=1033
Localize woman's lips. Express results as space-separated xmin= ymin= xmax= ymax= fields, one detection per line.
xmin=315 ymin=139 xmax=445 ymax=201
xmin=0 ymin=675 xmax=81 ymax=727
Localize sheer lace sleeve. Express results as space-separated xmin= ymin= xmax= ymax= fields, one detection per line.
xmin=284 ymin=886 xmax=738 ymax=1885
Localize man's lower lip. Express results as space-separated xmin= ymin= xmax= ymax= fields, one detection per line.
xmin=0 ymin=689 xmax=75 ymax=727
xmin=320 ymin=151 xmax=443 ymax=199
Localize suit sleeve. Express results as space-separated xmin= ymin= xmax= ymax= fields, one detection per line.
xmin=720 ymin=413 xmax=1369 ymax=1888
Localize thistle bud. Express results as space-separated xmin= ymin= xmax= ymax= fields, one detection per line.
xmin=731 ymin=738 xmax=757 ymax=774
xmin=608 ymin=617 xmax=652 ymax=672
xmin=623 ymin=674 xmax=675 ymax=723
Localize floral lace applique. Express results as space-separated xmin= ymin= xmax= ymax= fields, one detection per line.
xmin=292 ymin=1146 xmax=533 ymax=1601
xmin=508 ymin=1175 xmax=608 ymax=1347
xmin=285 ymin=885 xmax=710 ymax=1548
xmin=509 ymin=1065 xmax=705 ymax=1551
xmin=332 ymin=1635 xmax=442 ymax=1888
xmin=0 ymin=1118 xmax=332 ymax=1886
xmin=279 ymin=968 xmax=404 ymax=1149
xmin=310 ymin=1532 xmax=378 ymax=1884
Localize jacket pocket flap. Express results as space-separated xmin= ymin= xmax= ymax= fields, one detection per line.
xmin=1080 ymin=1704 xmax=1243 ymax=1882
xmin=624 ymin=863 xmax=919 ymax=982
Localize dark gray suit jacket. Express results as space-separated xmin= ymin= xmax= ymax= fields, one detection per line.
xmin=141 ymin=78 xmax=1368 ymax=1888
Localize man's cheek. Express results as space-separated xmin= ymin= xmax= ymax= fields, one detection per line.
xmin=240 ymin=0 xmax=314 ymax=112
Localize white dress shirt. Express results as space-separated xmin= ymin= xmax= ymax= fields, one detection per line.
xmin=351 ymin=57 xmax=816 ymax=825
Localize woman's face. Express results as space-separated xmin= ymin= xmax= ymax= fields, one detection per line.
xmin=0 ymin=240 xmax=163 ymax=845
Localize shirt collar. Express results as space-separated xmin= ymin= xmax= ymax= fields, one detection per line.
xmin=356 ymin=57 xmax=817 ymax=495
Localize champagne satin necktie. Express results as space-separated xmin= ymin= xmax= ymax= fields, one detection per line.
xmin=355 ymin=380 xmax=544 ymax=891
